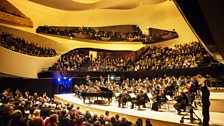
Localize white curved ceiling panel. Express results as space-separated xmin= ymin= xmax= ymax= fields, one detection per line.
xmin=72 ymin=0 xmax=102 ymax=4
xmin=29 ymin=0 xmax=94 ymax=10
xmin=96 ymin=0 xmax=140 ymax=10
xmin=142 ymin=0 xmax=167 ymax=4
xmin=28 ymin=0 xmax=163 ymax=10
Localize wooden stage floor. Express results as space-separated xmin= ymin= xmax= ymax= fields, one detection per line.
xmin=54 ymin=93 xmax=224 ymax=126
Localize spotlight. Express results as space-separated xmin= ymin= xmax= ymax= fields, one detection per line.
xmin=57 ymin=78 xmax=61 ymax=82
xmin=110 ymin=75 xmax=115 ymax=80
xmin=64 ymin=77 xmax=66 ymax=79
xmin=69 ymin=78 xmax=72 ymax=81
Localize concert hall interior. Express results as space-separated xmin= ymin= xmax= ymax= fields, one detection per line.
xmin=1 ymin=0 xmax=224 ymax=126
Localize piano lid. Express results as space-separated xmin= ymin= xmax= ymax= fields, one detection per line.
xmin=99 ymin=87 xmax=113 ymax=92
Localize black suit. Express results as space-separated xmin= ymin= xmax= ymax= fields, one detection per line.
xmin=117 ymin=92 xmax=130 ymax=107
xmin=174 ymin=93 xmax=188 ymax=114
xmin=131 ymin=93 xmax=145 ymax=109
xmin=201 ymin=85 xmax=210 ymax=126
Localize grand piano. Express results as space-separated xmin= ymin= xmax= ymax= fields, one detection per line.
xmin=81 ymin=87 xmax=114 ymax=105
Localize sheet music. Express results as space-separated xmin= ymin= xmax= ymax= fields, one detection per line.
xmin=166 ymin=95 xmax=172 ymax=101
xmin=115 ymin=93 xmax=120 ymax=97
xmin=129 ymin=93 xmax=136 ymax=98
xmin=147 ymin=93 xmax=153 ymax=99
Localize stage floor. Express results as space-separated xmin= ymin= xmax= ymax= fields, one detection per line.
xmin=210 ymin=92 xmax=224 ymax=101
xmin=54 ymin=93 xmax=224 ymax=126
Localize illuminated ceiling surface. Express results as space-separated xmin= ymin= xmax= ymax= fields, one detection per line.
xmin=29 ymin=0 xmax=167 ymax=10
xmin=2 ymin=0 xmax=200 ymax=53
xmin=5 ymin=0 xmax=194 ymax=53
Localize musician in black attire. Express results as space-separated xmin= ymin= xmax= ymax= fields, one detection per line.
xmin=201 ymin=84 xmax=210 ymax=126
xmin=131 ymin=90 xmax=147 ymax=109
xmin=174 ymin=92 xmax=188 ymax=114
xmin=117 ymin=91 xmax=130 ymax=108
xmin=197 ymin=75 xmax=210 ymax=126
xmin=143 ymin=92 xmax=150 ymax=107
xmin=151 ymin=89 xmax=162 ymax=111
xmin=189 ymin=78 xmax=199 ymax=102
xmin=163 ymin=82 xmax=175 ymax=97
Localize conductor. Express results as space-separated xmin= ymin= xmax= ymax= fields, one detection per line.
xmin=197 ymin=75 xmax=210 ymax=126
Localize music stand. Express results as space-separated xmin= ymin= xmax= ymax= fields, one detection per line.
xmin=165 ymin=95 xmax=173 ymax=111
xmin=166 ymin=95 xmax=172 ymax=101
xmin=114 ymin=93 xmax=120 ymax=102
xmin=115 ymin=93 xmax=120 ymax=97
xmin=129 ymin=93 xmax=137 ymax=109
xmin=147 ymin=93 xmax=153 ymax=108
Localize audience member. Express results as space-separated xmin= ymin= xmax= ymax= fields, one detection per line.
xmin=0 ymin=32 xmax=56 ymax=57
xmin=88 ymin=56 xmax=131 ymax=71
xmin=36 ymin=25 xmax=146 ymax=42
xmin=135 ymin=118 xmax=143 ymax=126
xmin=49 ymin=49 xmax=90 ymax=71
xmin=145 ymin=119 xmax=153 ymax=126
xmin=0 ymin=89 xmax=141 ymax=126
xmin=48 ymin=114 xmax=58 ymax=126
xmin=129 ymin=42 xmax=218 ymax=71
xmin=49 ymin=42 xmax=219 ymax=72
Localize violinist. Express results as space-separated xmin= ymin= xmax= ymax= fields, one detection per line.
xmin=189 ymin=77 xmax=199 ymax=96
xmin=163 ymin=81 xmax=175 ymax=97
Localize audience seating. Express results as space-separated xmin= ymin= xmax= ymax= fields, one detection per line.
xmin=0 ymin=32 xmax=56 ymax=57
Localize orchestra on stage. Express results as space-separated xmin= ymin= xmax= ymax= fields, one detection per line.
xmin=73 ymin=74 xmax=210 ymax=125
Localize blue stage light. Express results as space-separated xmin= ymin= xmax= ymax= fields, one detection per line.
xmin=57 ymin=78 xmax=61 ymax=82
xmin=69 ymin=78 xmax=72 ymax=81
xmin=64 ymin=77 xmax=66 ymax=79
